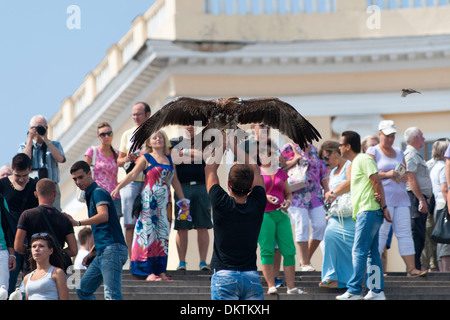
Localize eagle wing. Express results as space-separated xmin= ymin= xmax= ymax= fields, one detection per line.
xmin=237 ymin=97 xmax=321 ymax=150
xmin=130 ymin=97 xmax=216 ymax=152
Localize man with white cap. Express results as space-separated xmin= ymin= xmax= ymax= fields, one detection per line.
xmin=403 ymin=127 xmax=434 ymax=271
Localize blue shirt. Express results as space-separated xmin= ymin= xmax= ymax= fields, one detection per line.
xmin=85 ymin=182 xmax=126 ymax=254
xmin=18 ymin=140 xmax=66 ymax=183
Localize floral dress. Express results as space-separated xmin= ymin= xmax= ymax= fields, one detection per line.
xmin=130 ymin=153 xmax=174 ymax=276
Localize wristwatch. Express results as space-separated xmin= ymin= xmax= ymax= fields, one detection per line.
xmin=381 ymin=205 xmax=387 ymax=211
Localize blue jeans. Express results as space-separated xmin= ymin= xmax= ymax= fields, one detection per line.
xmin=347 ymin=210 xmax=385 ymax=295
xmin=76 ymin=243 xmax=128 ymax=300
xmin=211 ymin=270 xmax=264 ymax=300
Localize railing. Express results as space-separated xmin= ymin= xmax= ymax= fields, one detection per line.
xmin=204 ymin=0 xmax=337 ymax=14
xmin=147 ymin=1 xmax=168 ymax=37
xmin=367 ymin=0 xmax=450 ymax=9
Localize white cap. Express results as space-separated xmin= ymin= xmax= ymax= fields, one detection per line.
xmin=378 ymin=120 xmax=397 ymax=135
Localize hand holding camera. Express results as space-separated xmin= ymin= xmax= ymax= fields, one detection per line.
xmin=29 ymin=124 xmax=48 ymax=141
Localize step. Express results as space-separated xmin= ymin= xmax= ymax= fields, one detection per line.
xmin=67 ymin=270 xmax=450 ymax=300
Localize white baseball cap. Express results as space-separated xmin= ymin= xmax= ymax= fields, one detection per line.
xmin=378 ymin=120 xmax=397 ymax=135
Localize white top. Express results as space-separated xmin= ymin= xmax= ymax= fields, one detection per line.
xmin=74 ymin=248 xmax=89 ymax=270
xmin=428 ymin=160 xmax=447 ymax=205
xmin=366 ymin=145 xmax=410 ymax=207
xmin=25 ymin=266 xmax=59 ymax=300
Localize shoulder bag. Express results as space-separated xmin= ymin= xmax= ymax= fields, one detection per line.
xmin=38 ymin=207 xmax=73 ymax=272
xmin=77 ymin=146 xmax=97 ymax=202
xmin=431 ymin=203 xmax=450 ymax=244
xmin=286 ymin=143 xmax=308 ymax=192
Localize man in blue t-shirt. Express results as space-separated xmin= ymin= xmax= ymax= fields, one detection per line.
xmin=67 ymin=161 xmax=128 ymax=300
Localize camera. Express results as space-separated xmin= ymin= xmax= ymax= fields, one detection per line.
xmin=35 ymin=125 xmax=47 ymax=136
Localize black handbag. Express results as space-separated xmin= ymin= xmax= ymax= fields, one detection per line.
xmin=431 ymin=203 xmax=450 ymax=244
xmin=132 ymin=194 xmax=142 ymax=219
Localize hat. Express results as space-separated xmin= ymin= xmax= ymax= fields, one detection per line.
xmin=378 ymin=120 xmax=397 ymax=135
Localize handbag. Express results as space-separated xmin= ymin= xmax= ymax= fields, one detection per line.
xmin=286 ymin=143 xmax=308 ymax=192
xmin=83 ymin=247 xmax=97 ymax=268
xmin=328 ymin=192 xmax=353 ymax=218
xmin=431 ymin=203 xmax=450 ymax=244
xmin=77 ymin=146 xmax=97 ymax=202
xmin=132 ymin=194 xmax=142 ymax=219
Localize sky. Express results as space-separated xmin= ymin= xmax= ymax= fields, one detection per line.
xmin=0 ymin=0 xmax=156 ymax=167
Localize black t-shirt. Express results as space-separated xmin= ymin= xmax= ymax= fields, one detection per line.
xmin=209 ymin=184 xmax=267 ymax=271
xmin=0 ymin=177 xmax=39 ymax=244
xmin=170 ymin=136 xmax=206 ymax=183
xmin=17 ymin=205 xmax=74 ymax=250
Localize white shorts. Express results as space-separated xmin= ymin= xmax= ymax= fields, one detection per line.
xmin=289 ymin=206 xmax=327 ymax=242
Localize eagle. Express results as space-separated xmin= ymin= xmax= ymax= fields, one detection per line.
xmin=130 ymin=96 xmax=321 ymax=152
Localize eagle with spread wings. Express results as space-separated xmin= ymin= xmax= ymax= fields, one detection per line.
xmin=130 ymin=96 xmax=321 ymax=152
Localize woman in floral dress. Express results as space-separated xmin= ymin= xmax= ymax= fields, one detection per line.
xmin=112 ymin=130 xmax=188 ymax=281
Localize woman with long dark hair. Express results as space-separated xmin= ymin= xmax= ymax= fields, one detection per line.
xmin=85 ymin=122 xmax=122 ymax=217
xmin=23 ymin=234 xmax=68 ymax=300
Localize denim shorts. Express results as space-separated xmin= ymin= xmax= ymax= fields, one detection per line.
xmin=211 ymin=270 xmax=264 ymax=300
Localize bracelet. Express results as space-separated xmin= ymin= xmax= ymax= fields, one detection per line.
xmin=419 ymin=197 xmax=426 ymax=201
xmin=77 ymin=221 xmax=82 ymax=226
xmin=9 ymin=254 xmax=16 ymax=259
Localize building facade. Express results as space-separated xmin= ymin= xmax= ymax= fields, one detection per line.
xmin=50 ymin=0 xmax=450 ymax=271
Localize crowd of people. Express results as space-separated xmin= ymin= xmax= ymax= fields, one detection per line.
xmin=0 ymin=103 xmax=449 ymax=301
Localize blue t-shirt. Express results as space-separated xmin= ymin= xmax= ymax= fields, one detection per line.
xmin=85 ymin=182 xmax=126 ymax=254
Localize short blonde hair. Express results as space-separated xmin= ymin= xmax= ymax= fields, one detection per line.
xmin=36 ymin=178 xmax=57 ymax=197
xmin=143 ymin=130 xmax=171 ymax=155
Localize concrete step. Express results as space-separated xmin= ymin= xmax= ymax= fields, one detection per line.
xmin=68 ymin=270 xmax=450 ymax=300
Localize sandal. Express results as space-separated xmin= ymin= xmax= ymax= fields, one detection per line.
xmin=407 ymin=270 xmax=427 ymax=277
xmin=146 ymin=275 xmax=162 ymax=281
xmin=287 ymin=287 xmax=307 ymax=295
xmin=319 ymin=280 xmax=338 ymax=288
xmin=162 ymin=277 xmax=173 ymax=281
xmin=267 ymin=287 xmax=278 ymax=295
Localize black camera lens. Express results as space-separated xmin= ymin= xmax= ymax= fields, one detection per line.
xmin=36 ymin=125 xmax=47 ymax=136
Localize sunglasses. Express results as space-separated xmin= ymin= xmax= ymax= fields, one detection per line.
xmin=31 ymin=232 xmax=49 ymax=238
xmin=99 ymin=131 xmax=113 ymax=137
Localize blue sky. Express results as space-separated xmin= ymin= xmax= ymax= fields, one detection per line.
xmin=0 ymin=0 xmax=155 ymax=167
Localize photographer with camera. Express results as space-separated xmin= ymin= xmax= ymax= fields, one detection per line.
xmin=19 ymin=115 xmax=66 ymax=211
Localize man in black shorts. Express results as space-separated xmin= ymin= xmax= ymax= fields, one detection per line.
xmin=171 ymin=126 xmax=213 ymax=271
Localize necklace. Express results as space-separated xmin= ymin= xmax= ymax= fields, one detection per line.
xmin=9 ymin=178 xmax=27 ymax=191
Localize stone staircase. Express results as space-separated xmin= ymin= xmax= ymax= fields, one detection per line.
xmin=68 ymin=269 xmax=450 ymax=300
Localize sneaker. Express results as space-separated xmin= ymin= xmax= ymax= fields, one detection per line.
xmin=177 ymin=261 xmax=186 ymax=270
xmin=199 ymin=261 xmax=211 ymax=271
xmin=299 ymin=264 xmax=316 ymax=272
xmin=364 ymin=290 xmax=386 ymax=300
xmin=287 ymin=287 xmax=307 ymax=295
xmin=336 ymin=291 xmax=364 ymax=300
xmin=267 ymin=287 xmax=278 ymax=295
xmin=274 ymin=277 xmax=285 ymax=288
